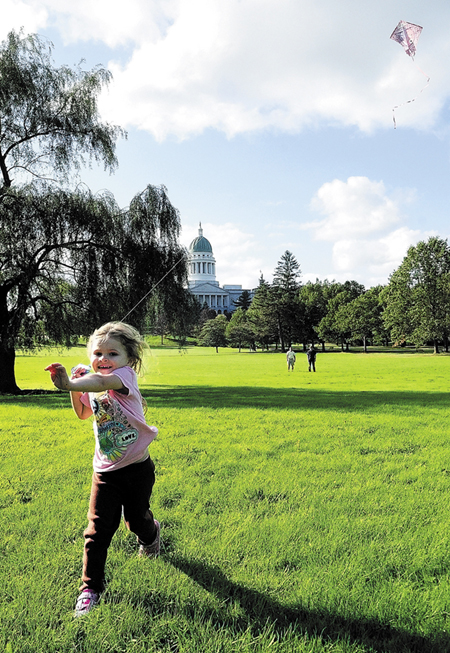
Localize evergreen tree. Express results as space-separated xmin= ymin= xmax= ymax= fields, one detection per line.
xmin=271 ymin=251 xmax=303 ymax=351
xmin=233 ymin=289 xmax=252 ymax=311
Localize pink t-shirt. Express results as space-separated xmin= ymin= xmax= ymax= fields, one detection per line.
xmin=81 ymin=366 xmax=158 ymax=472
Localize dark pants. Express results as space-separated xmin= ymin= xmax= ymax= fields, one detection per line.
xmin=81 ymin=457 xmax=156 ymax=593
xmin=308 ymin=358 xmax=316 ymax=371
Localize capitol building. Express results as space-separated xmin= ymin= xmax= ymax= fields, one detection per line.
xmin=188 ymin=224 xmax=254 ymax=313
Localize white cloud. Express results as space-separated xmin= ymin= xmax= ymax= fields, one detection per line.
xmin=2 ymin=0 xmax=449 ymax=139
xmin=2 ymin=0 xmax=175 ymax=47
xmin=307 ymin=177 xmax=403 ymax=240
xmin=303 ymin=176 xmax=434 ymax=285
xmin=0 ymin=0 xmax=48 ymax=40
xmin=331 ymin=227 xmax=421 ymax=275
xmin=96 ymin=0 xmax=450 ymax=138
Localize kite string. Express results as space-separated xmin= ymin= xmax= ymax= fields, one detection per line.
xmin=121 ymin=252 xmax=187 ymax=322
xmin=393 ymin=60 xmax=430 ymax=128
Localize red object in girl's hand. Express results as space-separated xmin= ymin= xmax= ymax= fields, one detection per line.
xmin=45 ymin=363 xmax=63 ymax=382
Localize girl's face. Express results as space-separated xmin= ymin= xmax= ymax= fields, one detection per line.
xmin=90 ymin=336 xmax=130 ymax=374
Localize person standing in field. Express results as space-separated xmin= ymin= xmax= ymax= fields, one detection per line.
xmin=286 ymin=347 xmax=296 ymax=371
xmin=45 ymin=322 xmax=160 ymax=617
xmin=307 ymin=344 xmax=317 ymax=372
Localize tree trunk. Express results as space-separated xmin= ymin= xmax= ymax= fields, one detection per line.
xmin=363 ymin=336 xmax=367 ymax=353
xmin=277 ymin=315 xmax=285 ymax=352
xmin=0 ymin=342 xmax=21 ymax=393
xmin=434 ymin=339 xmax=440 ymax=354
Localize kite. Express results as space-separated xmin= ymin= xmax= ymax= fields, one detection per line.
xmin=390 ymin=20 xmax=430 ymax=128
xmin=390 ymin=20 xmax=423 ymax=59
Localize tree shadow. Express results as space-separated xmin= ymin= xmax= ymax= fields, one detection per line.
xmin=0 ymin=390 xmax=69 ymax=409
xmin=4 ymin=385 xmax=447 ymax=414
xmin=143 ymin=385 xmax=447 ymax=413
xmin=166 ymin=554 xmax=449 ymax=652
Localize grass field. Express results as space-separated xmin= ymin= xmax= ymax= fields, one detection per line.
xmin=2 ymin=346 xmax=450 ymax=652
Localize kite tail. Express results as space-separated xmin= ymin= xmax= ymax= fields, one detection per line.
xmin=392 ymin=62 xmax=430 ymax=129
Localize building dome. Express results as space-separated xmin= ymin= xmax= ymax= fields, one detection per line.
xmin=187 ymin=223 xmax=253 ymax=314
xmin=189 ymin=223 xmax=212 ymax=253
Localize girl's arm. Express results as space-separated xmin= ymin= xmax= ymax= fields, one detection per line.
xmin=45 ymin=363 xmax=125 ymax=393
xmin=70 ymin=391 xmax=93 ymax=420
xmin=69 ymin=366 xmax=94 ymax=420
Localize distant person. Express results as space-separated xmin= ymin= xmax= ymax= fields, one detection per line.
xmin=286 ymin=347 xmax=296 ymax=371
xmin=307 ymin=344 xmax=317 ymax=372
xmin=46 ymin=322 xmax=159 ymax=617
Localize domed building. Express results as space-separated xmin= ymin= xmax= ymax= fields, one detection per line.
xmin=188 ymin=223 xmax=253 ymax=313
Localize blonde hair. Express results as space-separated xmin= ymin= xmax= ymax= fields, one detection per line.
xmin=87 ymin=322 xmax=147 ymax=375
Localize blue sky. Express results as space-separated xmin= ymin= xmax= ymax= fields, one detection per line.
xmin=4 ymin=0 xmax=450 ymax=290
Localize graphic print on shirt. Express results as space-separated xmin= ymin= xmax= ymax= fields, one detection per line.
xmin=92 ymin=392 xmax=138 ymax=462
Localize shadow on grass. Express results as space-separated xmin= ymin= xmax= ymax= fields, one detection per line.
xmin=2 ymin=385 xmax=448 ymax=413
xmin=0 ymin=390 xmax=69 ymax=409
xmin=167 ymin=554 xmax=448 ymax=653
xmin=141 ymin=385 xmax=448 ymax=413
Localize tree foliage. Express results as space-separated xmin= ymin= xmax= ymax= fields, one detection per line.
xmin=298 ymin=279 xmax=332 ymax=347
xmin=246 ymin=275 xmax=278 ymax=349
xmin=271 ymin=251 xmax=303 ymax=350
xmin=226 ymin=308 xmax=254 ymax=351
xmin=198 ymin=314 xmax=228 ymax=352
xmin=233 ymin=289 xmax=252 ymax=311
xmin=0 ymin=29 xmax=124 ymax=191
xmin=382 ymin=237 xmax=450 ymax=352
xmin=0 ymin=183 xmax=188 ymax=392
xmin=336 ymin=286 xmax=385 ymax=352
xmin=0 ymin=30 xmax=193 ymax=393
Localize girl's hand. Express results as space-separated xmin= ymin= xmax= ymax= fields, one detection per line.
xmin=45 ymin=363 xmax=72 ymax=391
xmin=71 ymin=364 xmax=91 ymax=379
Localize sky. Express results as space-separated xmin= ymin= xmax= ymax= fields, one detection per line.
xmin=3 ymin=0 xmax=450 ymax=291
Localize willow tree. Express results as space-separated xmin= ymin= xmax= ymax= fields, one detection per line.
xmin=0 ymin=31 xmax=189 ymax=392
xmin=0 ymin=183 xmax=188 ymax=393
xmin=0 ymin=29 xmax=124 ymax=191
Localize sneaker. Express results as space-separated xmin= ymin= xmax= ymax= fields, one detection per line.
xmin=139 ymin=519 xmax=160 ymax=558
xmin=75 ymin=589 xmax=100 ymax=617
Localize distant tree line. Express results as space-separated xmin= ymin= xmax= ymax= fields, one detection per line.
xmin=193 ymin=237 xmax=450 ymax=354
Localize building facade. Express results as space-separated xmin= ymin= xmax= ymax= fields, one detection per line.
xmin=188 ymin=224 xmax=253 ymax=313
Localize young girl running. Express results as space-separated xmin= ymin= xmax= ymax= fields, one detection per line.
xmin=46 ymin=322 xmax=159 ymax=617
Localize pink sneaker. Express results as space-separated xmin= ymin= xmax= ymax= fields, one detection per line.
xmin=75 ymin=589 xmax=100 ymax=617
xmin=139 ymin=520 xmax=160 ymax=558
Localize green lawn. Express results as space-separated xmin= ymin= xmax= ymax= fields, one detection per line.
xmin=2 ymin=347 xmax=450 ymax=652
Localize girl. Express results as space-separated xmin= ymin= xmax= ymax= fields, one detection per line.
xmin=46 ymin=322 xmax=159 ymax=617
